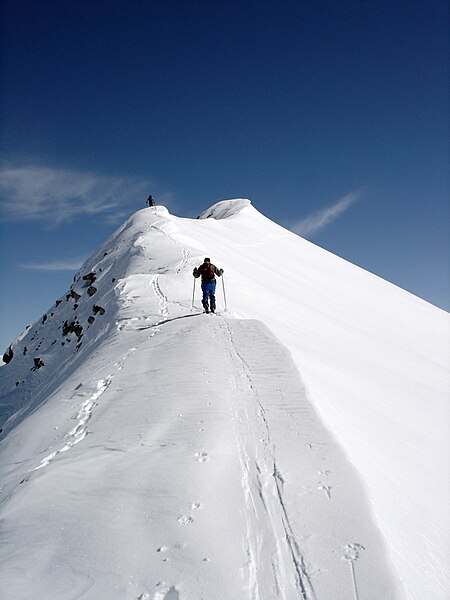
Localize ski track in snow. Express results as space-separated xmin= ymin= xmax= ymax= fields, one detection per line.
xmin=33 ymin=348 xmax=137 ymax=471
xmin=152 ymin=275 xmax=170 ymax=319
xmin=149 ymin=246 xmax=192 ymax=318
xmin=222 ymin=320 xmax=317 ymax=600
xmin=117 ymin=307 xmax=371 ymax=600
xmin=117 ymin=239 xmax=191 ymax=334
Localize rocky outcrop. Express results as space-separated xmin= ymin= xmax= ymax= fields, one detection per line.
xmin=82 ymin=272 xmax=97 ymax=285
xmin=66 ymin=290 xmax=81 ymax=303
xmin=2 ymin=346 xmax=13 ymax=364
xmin=62 ymin=320 xmax=83 ymax=341
xmin=31 ymin=357 xmax=44 ymax=371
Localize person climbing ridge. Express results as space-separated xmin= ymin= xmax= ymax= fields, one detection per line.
xmin=193 ymin=258 xmax=224 ymax=313
xmin=146 ymin=194 xmax=155 ymax=207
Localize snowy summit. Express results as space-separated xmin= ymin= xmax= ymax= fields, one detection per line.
xmin=0 ymin=200 xmax=448 ymax=600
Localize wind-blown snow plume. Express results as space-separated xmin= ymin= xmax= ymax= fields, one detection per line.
xmin=293 ymin=190 xmax=361 ymax=237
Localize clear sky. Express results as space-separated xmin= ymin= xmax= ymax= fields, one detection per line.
xmin=0 ymin=0 xmax=448 ymax=351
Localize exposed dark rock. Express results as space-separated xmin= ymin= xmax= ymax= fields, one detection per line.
xmin=88 ymin=316 xmax=95 ymax=325
xmin=62 ymin=320 xmax=83 ymax=340
xmin=73 ymin=304 xmax=79 ymax=310
xmin=87 ymin=286 xmax=97 ymax=297
xmin=82 ymin=272 xmax=97 ymax=284
xmin=31 ymin=357 xmax=44 ymax=371
xmin=104 ymin=252 xmax=108 ymax=256
xmin=112 ymin=278 xmax=116 ymax=283
xmin=16 ymin=381 xmax=20 ymax=386
xmin=51 ymin=340 xmax=57 ymax=345
xmin=23 ymin=346 xmax=28 ymax=355
xmin=92 ymin=305 xmax=105 ymax=316
xmin=66 ymin=290 xmax=81 ymax=302
xmin=42 ymin=315 xmax=47 ymax=324
xmin=3 ymin=346 xmax=13 ymax=364
xmin=56 ymin=300 xmax=62 ymax=307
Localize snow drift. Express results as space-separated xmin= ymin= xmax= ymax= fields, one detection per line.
xmin=0 ymin=200 xmax=448 ymax=600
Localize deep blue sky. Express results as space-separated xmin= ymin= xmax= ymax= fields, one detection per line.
xmin=1 ymin=0 xmax=448 ymax=350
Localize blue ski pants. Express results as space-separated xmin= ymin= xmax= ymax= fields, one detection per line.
xmin=201 ymin=280 xmax=216 ymax=310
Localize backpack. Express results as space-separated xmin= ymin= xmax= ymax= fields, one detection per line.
xmin=201 ymin=262 xmax=215 ymax=281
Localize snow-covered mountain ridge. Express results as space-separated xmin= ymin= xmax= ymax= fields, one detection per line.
xmin=1 ymin=200 xmax=448 ymax=600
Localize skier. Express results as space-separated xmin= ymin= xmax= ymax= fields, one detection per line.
xmin=193 ymin=258 xmax=224 ymax=313
xmin=146 ymin=194 xmax=155 ymax=207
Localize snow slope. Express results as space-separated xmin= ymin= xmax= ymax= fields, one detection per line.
xmin=1 ymin=200 xmax=448 ymax=600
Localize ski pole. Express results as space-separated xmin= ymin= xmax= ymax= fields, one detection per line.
xmin=221 ymin=275 xmax=227 ymax=311
xmin=191 ymin=278 xmax=196 ymax=309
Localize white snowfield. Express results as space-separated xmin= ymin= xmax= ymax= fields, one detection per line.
xmin=0 ymin=199 xmax=448 ymax=600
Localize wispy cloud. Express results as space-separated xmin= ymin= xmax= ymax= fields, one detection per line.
xmin=292 ymin=190 xmax=362 ymax=237
xmin=18 ymin=259 xmax=85 ymax=271
xmin=0 ymin=164 xmax=154 ymax=224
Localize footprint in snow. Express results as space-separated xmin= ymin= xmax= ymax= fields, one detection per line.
xmin=177 ymin=515 xmax=194 ymax=525
xmin=305 ymin=441 xmax=326 ymax=449
xmin=143 ymin=587 xmax=180 ymax=600
xmin=158 ymin=587 xmax=180 ymax=600
xmin=342 ymin=542 xmax=365 ymax=562
xmin=318 ymin=484 xmax=332 ymax=499
xmin=195 ymin=451 xmax=209 ymax=463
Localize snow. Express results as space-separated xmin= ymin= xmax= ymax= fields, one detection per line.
xmin=1 ymin=200 xmax=448 ymax=600
xmin=197 ymin=198 xmax=251 ymax=220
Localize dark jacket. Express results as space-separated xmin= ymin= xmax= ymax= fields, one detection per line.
xmin=193 ymin=262 xmax=223 ymax=282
